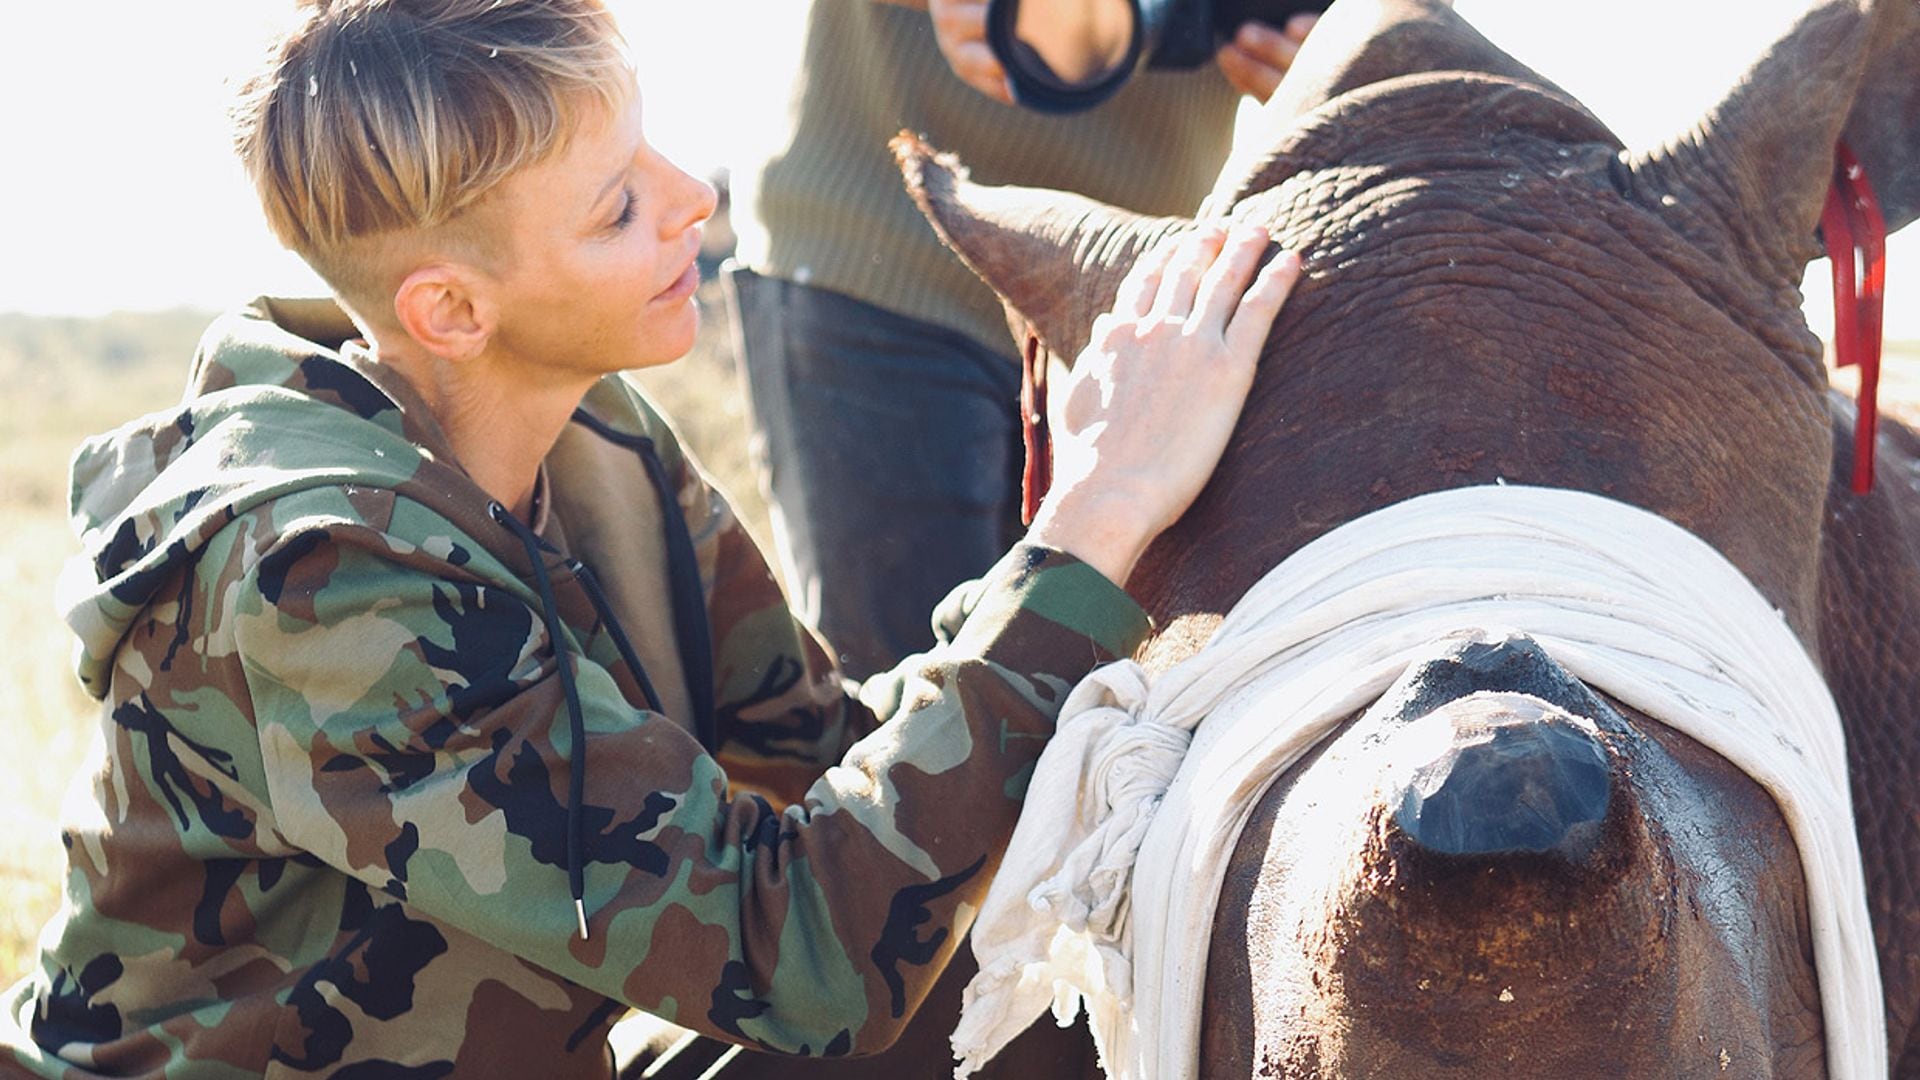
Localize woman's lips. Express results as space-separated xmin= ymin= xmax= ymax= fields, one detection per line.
xmin=653 ymin=230 xmax=704 ymax=304
xmin=653 ymin=258 xmax=700 ymax=304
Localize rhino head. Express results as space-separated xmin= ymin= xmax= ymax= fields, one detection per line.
xmin=896 ymin=0 xmax=1920 ymax=1074
xmin=901 ymin=0 xmax=1915 ymax=650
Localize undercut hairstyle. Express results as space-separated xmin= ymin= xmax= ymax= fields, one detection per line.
xmin=231 ymin=0 xmax=633 ymax=309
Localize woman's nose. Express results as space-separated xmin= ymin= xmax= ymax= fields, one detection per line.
xmin=670 ymin=167 xmax=717 ymax=235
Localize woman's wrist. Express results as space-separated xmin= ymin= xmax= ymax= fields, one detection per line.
xmin=1024 ymin=487 xmax=1155 ymax=588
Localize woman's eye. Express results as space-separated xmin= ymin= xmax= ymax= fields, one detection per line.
xmin=611 ymin=189 xmax=638 ymax=230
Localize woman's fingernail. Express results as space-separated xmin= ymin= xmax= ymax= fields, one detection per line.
xmin=1288 ymin=13 xmax=1318 ymax=37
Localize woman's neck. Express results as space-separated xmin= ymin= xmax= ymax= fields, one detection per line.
xmin=375 ymin=343 xmax=593 ymax=521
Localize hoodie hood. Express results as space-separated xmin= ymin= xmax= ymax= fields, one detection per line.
xmin=58 ymin=298 xmax=485 ymax=699
xmin=57 ymin=297 xmax=723 ymax=940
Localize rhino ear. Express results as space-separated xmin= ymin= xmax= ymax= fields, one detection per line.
xmin=1839 ymin=1 xmax=1920 ymax=233
xmin=894 ymin=133 xmax=1192 ymax=361
xmin=1633 ymin=0 xmax=1915 ymax=272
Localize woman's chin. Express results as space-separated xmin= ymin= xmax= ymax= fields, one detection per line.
xmin=631 ymin=307 xmax=700 ymax=370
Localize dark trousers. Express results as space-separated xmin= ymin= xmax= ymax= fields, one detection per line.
xmin=724 ymin=265 xmax=1024 ymax=680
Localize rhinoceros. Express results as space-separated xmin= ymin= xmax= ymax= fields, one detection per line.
xmin=695 ymin=0 xmax=1920 ymax=1077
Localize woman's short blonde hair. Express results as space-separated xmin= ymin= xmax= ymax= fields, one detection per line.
xmin=232 ymin=0 xmax=633 ymax=304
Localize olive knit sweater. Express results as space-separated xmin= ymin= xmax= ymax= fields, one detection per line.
xmin=732 ymin=0 xmax=1242 ymax=354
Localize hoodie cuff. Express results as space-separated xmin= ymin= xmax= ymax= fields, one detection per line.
xmin=951 ymin=543 xmax=1151 ymax=672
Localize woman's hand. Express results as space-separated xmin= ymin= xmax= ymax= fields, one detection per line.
xmin=1027 ymin=225 xmax=1302 ymax=586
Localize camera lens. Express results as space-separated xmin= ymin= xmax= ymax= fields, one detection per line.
xmin=986 ymin=0 xmax=1145 ymax=113
xmin=985 ymin=0 xmax=1332 ymax=113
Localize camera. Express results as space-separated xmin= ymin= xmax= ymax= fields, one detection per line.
xmin=985 ymin=0 xmax=1333 ymax=113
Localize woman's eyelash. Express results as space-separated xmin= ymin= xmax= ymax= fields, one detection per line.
xmin=612 ymin=188 xmax=638 ymax=229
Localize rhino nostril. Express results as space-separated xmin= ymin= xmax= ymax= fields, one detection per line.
xmin=1392 ymin=691 xmax=1612 ymax=860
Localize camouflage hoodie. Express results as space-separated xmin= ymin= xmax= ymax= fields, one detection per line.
xmin=0 ymin=298 xmax=1148 ymax=1078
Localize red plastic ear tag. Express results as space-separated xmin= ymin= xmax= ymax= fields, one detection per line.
xmin=1020 ymin=332 xmax=1052 ymax=526
xmin=1821 ymin=142 xmax=1887 ymax=495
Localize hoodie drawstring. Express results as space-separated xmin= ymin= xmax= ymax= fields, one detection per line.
xmin=490 ymin=500 xmax=594 ymax=941
xmin=571 ymin=558 xmax=666 ymax=716
xmin=569 ymin=409 xmax=718 ymax=752
xmin=483 ymin=415 xmax=721 ymax=943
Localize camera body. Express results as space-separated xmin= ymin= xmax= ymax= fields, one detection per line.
xmin=1144 ymin=0 xmax=1332 ymax=69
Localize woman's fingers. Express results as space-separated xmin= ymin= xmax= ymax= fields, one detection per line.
xmin=1224 ymin=249 xmax=1304 ymax=358
xmin=1113 ymin=231 xmax=1183 ymax=317
xmin=1034 ymin=223 xmax=1303 ymax=585
xmin=1118 ymin=223 xmax=1300 ymax=346
xmin=1149 ymin=225 xmax=1228 ymax=320
xmin=1190 ymin=225 xmax=1276 ymax=330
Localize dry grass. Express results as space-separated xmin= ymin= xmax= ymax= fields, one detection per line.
xmin=0 ymin=311 xmax=208 ymax=981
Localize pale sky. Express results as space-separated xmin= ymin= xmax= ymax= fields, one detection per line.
xmin=0 ymin=0 xmax=1909 ymax=339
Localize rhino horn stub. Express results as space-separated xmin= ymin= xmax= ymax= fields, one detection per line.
xmin=1374 ymin=632 xmax=1622 ymax=863
xmin=1392 ymin=692 xmax=1613 ymax=863
xmin=894 ymin=132 xmax=1193 ymax=360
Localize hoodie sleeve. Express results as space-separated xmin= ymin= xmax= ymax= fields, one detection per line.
xmin=689 ymin=456 xmax=999 ymax=796
xmin=692 ymin=473 xmax=879 ymax=782
xmin=234 ymin=523 xmax=1147 ymax=1055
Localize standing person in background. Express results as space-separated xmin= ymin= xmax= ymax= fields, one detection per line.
xmin=728 ymin=0 xmax=1316 ymax=679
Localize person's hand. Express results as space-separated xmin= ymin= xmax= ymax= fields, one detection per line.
xmin=1027 ymin=225 xmax=1303 ymax=586
xmin=927 ymin=0 xmax=1014 ymax=104
xmin=1215 ymin=13 xmax=1317 ymax=103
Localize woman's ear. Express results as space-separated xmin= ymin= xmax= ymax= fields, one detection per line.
xmin=392 ymin=262 xmax=495 ymax=364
